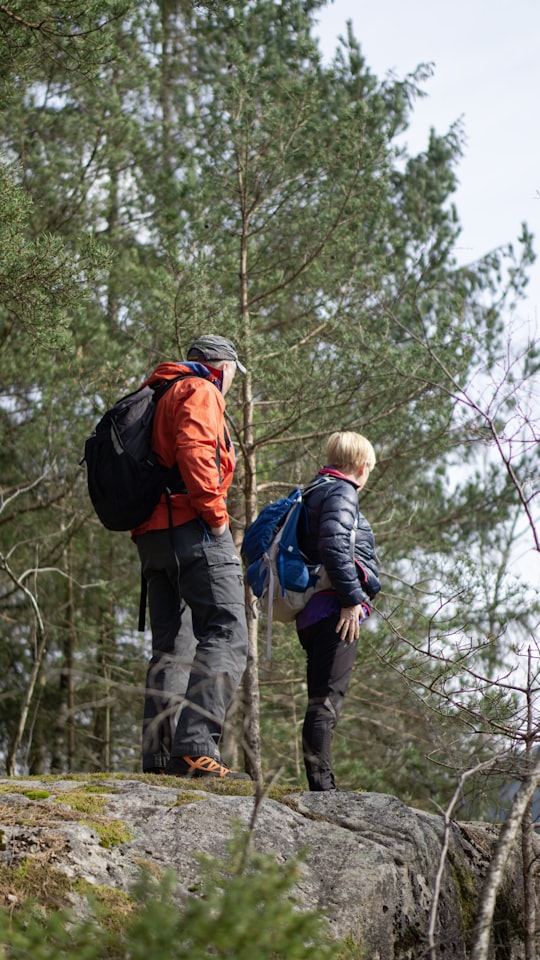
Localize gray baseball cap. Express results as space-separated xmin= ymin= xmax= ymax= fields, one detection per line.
xmin=187 ymin=335 xmax=247 ymax=374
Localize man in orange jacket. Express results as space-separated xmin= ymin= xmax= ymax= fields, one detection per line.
xmin=132 ymin=335 xmax=249 ymax=780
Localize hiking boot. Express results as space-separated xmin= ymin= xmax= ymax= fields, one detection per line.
xmin=143 ymin=767 xmax=166 ymax=775
xmin=166 ymin=755 xmax=251 ymax=780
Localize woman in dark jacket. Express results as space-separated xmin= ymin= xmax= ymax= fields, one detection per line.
xmin=296 ymin=431 xmax=381 ymax=791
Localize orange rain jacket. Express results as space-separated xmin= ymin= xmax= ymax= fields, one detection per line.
xmin=131 ymin=361 xmax=235 ymax=536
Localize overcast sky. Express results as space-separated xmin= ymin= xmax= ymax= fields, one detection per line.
xmin=315 ymin=0 xmax=540 ymax=330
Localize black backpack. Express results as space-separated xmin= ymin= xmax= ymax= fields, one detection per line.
xmin=82 ymin=374 xmax=195 ymax=532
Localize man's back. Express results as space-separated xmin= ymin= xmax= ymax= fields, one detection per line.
xmin=132 ymin=361 xmax=234 ymax=536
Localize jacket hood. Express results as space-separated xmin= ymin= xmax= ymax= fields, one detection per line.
xmin=143 ymin=361 xmax=222 ymax=390
xmin=317 ymin=467 xmax=360 ymax=490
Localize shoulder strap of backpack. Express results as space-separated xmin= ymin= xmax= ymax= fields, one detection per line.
xmin=302 ymin=474 xmax=337 ymax=498
xmin=151 ymin=371 xmax=197 ymax=400
xmin=295 ymin=474 xmax=335 ymax=543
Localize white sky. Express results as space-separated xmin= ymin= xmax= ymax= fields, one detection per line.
xmin=315 ymin=0 xmax=540 ymax=329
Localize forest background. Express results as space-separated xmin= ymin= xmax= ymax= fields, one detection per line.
xmin=0 ymin=0 xmax=539 ymax=818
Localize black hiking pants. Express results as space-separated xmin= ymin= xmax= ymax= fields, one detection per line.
xmin=297 ymin=613 xmax=358 ymax=791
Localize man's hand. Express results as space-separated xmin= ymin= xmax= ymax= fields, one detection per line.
xmin=336 ymin=604 xmax=366 ymax=644
xmin=210 ymin=524 xmax=227 ymax=536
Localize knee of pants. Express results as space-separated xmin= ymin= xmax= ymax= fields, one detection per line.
xmin=307 ymin=695 xmax=344 ymax=726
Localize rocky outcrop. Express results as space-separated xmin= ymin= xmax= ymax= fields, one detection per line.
xmin=0 ymin=776 xmax=536 ymax=958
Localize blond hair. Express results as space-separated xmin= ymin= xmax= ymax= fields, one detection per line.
xmin=326 ymin=431 xmax=376 ymax=473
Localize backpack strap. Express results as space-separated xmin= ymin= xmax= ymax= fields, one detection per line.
xmin=138 ymin=571 xmax=148 ymax=632
xmin=294 ymin=474 xmax=335 ymax=551
xmin=264 ymin=492 xmax=303 ymax=659
xmin=138 ymin=488 xmax=177 ymax=633
xmin=215 ymin=436 xmax=222 ymax=485
xmin=265 ymin=563 xmax=276 ymax=660
xmin=302 ymin=473 xmax=338 ymax=498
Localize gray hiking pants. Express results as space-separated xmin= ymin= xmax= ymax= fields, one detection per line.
xmin=136 ymin=520 xmax=248 ymax=770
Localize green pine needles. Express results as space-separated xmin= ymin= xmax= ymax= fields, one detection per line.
xmin=0 ymin=830 xmax=361 ymax=959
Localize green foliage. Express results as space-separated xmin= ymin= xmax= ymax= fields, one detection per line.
xmin=0 ymin=164 xmax=110 ymax=351
xmin=0 ymin=1 xmax=130 ymax=88
xmin=127 ymin=840 xmax=334 ymax=960
xmin=0 ymin=832 xmax=356 ymax=959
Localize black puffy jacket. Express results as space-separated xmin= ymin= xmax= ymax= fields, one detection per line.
xmin=297 ymin=470 xmax=381 ymax=609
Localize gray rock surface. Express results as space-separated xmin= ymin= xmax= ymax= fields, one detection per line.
xmin=0 ymin=776 xmax=536 ymax=958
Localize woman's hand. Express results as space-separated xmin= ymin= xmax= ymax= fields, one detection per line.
xmin=336 ymin=604 xmax=366 ymax=644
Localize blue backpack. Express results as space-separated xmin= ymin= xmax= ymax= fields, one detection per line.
xmin=241 ymin=488 xmax=328 ymax=657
